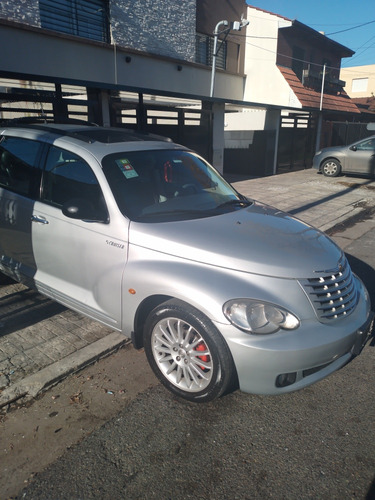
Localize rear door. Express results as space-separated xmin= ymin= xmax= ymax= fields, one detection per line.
xmin=347 ymin=138 xmax=375 ymax=175
xmin=31 ymin=145 xmax=127 ymax=329
xmin=0 ymin=135 xmax=43 ymax=284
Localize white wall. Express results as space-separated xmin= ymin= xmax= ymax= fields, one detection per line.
xmin=0 ymin=23 xmax=245 ymax=101
xmin=243 ymin=7 xmax=300 ymax=108
xmin=340 ymin=65 xmax=375 ymax=99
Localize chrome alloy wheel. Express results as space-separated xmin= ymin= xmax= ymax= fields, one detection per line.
xmin=150 ymin=317 xmax=213 ymax=392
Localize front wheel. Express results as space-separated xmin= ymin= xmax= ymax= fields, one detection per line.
xmin=143 ymin=299 xmax=236 ymax=403
xmin=322 ymin=159 xmax=341 ymax=177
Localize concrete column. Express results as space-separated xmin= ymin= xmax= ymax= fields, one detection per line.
xmin=100 ymin=90 xmax=111 ymax=127
xmin=87 ymin=88 xmax=111 ymax=126
xmin=212 ymin=102 xmax=225 ymax=174
xmin=264 ymin=109 xmax=281 ymax=175
xmin=53 ymin=84 xmax=68 ymax=123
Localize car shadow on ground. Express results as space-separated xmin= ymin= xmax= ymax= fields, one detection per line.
xmin=345 ymin=252 xmax=375 ymax=345
xmin=0 ymin=286 xmax=66 ymax=338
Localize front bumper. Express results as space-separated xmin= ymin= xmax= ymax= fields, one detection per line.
xmin=350 ymin=311 xmax=374 ymax=356
xmin=215 ymin=286 xmax=373 ymax=396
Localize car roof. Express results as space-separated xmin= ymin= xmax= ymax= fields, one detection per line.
xmin=0 ymin=123 xmax=172 ymax=145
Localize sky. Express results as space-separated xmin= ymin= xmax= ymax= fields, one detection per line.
xmin=246 ymin=1 xmax=375 ymax=68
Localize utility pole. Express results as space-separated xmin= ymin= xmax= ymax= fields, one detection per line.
xmin=315 ymin=63 xmax=327 ymax=152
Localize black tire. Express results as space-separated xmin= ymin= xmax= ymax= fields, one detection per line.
xmin=322 ymin=159 xmax=341 ymax=177
xmin=143 ymin=299 xmax=236 ymax=403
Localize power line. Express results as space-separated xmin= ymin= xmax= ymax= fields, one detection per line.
xmin=244 ymin=40 xmax=342 ymax=72
xmin=326 ymin=19 xmax=375 ymax=36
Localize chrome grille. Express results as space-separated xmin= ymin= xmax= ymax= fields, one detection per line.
xmin=300 ymin=256 xmax=359 ymax=322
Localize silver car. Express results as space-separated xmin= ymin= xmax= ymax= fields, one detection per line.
xmin=313 ymin=136 xmax=375 ymax=177
xmin=0 ymin=124 xmax=373 ymax=402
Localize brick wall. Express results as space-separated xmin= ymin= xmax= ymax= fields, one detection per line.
xmin=110 ymin=0 xmax=196 ymax=61
xmin=0 ymin=0 xmax=40 ymax=26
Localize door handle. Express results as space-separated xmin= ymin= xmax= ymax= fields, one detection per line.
xmin=31 ymin=215 xmax=49 ymax=225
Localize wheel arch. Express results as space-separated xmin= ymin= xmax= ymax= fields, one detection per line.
xmin=320 ymin=156 xmax=341 ymax=170
xmin=140 ymin=296 xmax=239 ymax=400
xmin=131 ymin=294 xmax=173 ymax=349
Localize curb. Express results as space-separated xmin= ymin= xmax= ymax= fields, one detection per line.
xmin=0 ymin=332 xmax=130 ymax=409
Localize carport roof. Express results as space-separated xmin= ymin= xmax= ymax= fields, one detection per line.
xmin=278 ymin=66 xmax=360 ymax=114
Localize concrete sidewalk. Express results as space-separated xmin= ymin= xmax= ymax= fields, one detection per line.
xmin=1 ymin=169 xmax=375 ymax=409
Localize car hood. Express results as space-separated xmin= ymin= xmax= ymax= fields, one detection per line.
xmin=129 ymin=201 xmax=342 ymax=279
xmin=317 ymin=145 xmax=345 ymax=155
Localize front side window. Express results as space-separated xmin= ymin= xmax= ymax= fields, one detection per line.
xmin=42 ymin=145 xmax=108 ymax=220
xmin=0 ymin=136 xmax=42 ymax=197
xmin=39 ymin=0 xmax=109 ymax=43
xmin=102 ymin=149 xmax=248 ymax=222
xmin=356 ymin=138 xmax=375 ymax=151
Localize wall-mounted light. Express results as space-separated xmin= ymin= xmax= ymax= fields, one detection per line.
xmin=125 ymin=56 xmax=132 ymax=63
xmin=177 ymin=65 xmax=183 ymax=71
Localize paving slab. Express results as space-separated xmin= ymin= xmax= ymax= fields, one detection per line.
xmin=1 ymin=168 xmax=375 ymax=408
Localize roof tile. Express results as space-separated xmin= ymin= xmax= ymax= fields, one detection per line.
xmin=278 ymin=66 xmax=360 ymax=113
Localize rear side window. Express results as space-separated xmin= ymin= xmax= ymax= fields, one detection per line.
xmin=0 ymin=136 xmax=42 ymax=197
xmin=41 ymin=145 xmax=108 ymax=219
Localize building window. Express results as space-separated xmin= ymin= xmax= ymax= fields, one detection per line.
xmin=292 ymin=46 xmax=305 ymax=80
xmin=195 ymin=33 xmax=227 ymax=69
xmin=352 ymin=78 xmax=368 ymax=93
xmin=39 ymin=0 xmax=109 ymax=43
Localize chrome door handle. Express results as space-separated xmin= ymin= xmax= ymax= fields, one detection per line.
xmin=31 ymin=215 xmax=49 ymax=224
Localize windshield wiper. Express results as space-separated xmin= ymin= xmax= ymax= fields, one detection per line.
xmin=215 ymin=199 xmax=252 ymax=210
xmin=138 ymin=209 xmax=206 ymax=219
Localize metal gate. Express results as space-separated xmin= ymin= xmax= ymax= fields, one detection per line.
xmin=322 ymin=121 xmax=373 ymax=147
xmin=112 ymin=93 xmax=213 ymax=162
xmin=277 ymin=112 xmax=317 ymax=172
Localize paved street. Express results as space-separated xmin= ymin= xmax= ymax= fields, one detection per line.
xmin=1 ymin=168 xmax=375 ymax=409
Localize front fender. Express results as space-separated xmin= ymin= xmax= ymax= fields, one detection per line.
xmin=321 ymin=154 xmax=346 ymax=169
xmin=120 ymin=244 xmax=313 ymax=337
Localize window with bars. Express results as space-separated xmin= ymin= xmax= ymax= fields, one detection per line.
xmin=39 ymin=0 xmax=109 ymax=43
xmin=195 ymin=33 xmax=227 ymax=69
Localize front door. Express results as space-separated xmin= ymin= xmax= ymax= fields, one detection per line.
xmin=31 ymin=145 xmax=127 ymax=329
xmin=347 ymin=137 xmax=375 ymax=175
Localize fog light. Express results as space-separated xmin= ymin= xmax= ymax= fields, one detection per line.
xmin=276 ymin=372 xmax=297 ymax=388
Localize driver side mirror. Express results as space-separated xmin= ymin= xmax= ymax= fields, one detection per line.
xmin=62 ymin=198 xmax=108 ymax=223
xmin=350 ymin=145 xmax=357 ymax=152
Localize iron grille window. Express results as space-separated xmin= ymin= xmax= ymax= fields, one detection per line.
xmin=195 ymin=33 xmax=226 ymax=70
xmin=39 ymin=0 xmax=109 ymax=43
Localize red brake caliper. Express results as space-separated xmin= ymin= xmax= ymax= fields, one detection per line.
xmin=195 ymin=341 xmax=209 ymax=371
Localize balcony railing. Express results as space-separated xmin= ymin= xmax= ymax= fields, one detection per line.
xmin=302 ymin=67 xmax=346 ymax=94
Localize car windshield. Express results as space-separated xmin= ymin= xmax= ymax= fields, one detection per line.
xmin=102 ymin=149 xmax=250 ymax=222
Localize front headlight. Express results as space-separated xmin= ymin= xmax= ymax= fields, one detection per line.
xmin=223 ymin=299 xmax=300 ymax=334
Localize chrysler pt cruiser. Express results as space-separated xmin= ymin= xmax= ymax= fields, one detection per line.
xmin=0 ymin=124 xmax=372 ymax=402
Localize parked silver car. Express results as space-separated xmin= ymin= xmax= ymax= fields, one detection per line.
xmin=0 ymin=124 xmax=373 ymax=402
xmin=313 ymin=136 xmax=375 ymax=177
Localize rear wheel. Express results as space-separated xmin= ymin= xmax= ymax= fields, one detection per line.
xmin=322 ymin=159 xmax=341 ymax=177
xmin=143 ymin=299 xmax=236 ymax=403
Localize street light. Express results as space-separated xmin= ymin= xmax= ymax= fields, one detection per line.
xmin=210 ymin=17 xmax=249 ymax=98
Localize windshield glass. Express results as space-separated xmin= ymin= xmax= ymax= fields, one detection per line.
xmin=102 ymin=149 xmax=249 ymax=222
